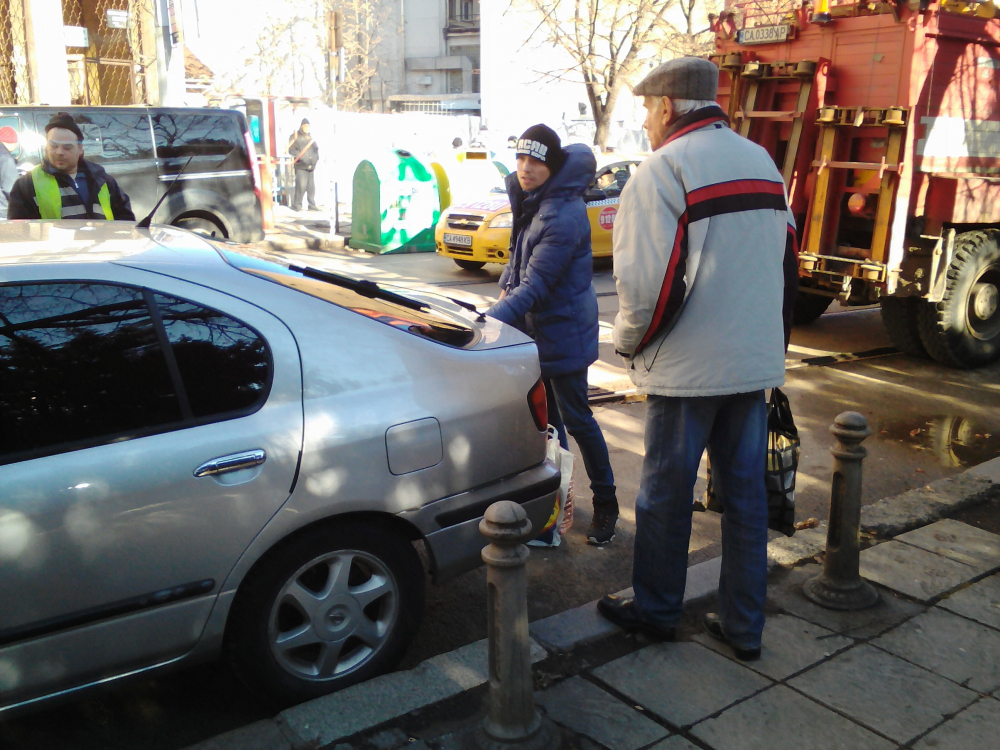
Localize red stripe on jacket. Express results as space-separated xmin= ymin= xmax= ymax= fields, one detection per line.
xmin=636 ymin=210 xmax=688 ymax=353
xmin=687 ymin=179 xmax=787 ymax=204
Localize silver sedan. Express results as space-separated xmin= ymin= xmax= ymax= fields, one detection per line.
xmin=0 ymin=221 xmax=557 ymax=713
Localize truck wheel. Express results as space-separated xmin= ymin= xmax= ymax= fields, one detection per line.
xmin=454 ymin=259 xmax=486 ymax=271
xmin=224 ymin=521 xmax=424 ymax=708
xmin=879 ymin=297 xmax=928 ymax=358
xmin=917 ymin=230 xmax=1000 ymax=369
xmin=792 ymin=292 xmax=833 ymax=325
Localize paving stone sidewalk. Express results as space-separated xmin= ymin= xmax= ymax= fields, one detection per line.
xmin=536 ymin=517 xmax=1000 ymax=750
xmin=189 ymin=517 xmax=1000 ymax=750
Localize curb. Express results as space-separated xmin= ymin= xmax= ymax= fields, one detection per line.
xmin=181 ymin=456 xmax=1000 ymax=750
xmin=258 ymin=233 xmax=347 ymax=254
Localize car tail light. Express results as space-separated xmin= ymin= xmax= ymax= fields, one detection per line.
xmin=527 ymin=379 xmax=547 ymax=431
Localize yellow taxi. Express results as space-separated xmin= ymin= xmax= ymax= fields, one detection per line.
xmin=435 ymin=158 xmax=643 ymax=271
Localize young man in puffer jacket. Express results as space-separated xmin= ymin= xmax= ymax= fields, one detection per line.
xmin=487 ymin=124 xmax=620 ymax=545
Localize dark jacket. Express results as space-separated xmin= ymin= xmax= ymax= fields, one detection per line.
xmin=6 ymin=158 xmax=134 ymax=221
xmin=488 ymin=144 xmax=599 ymax=377
xmin=289 ymin=130 xmax=319 ymax=172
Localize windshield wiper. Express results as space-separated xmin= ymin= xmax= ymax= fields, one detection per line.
xmin=448 ymin=297 xmax=486 ymax=321
xmin=288 ymin=264 xmax=429 ymax=312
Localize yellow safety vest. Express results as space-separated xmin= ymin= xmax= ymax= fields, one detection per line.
xmin=30 ymin=165 xmax=114 ymax=220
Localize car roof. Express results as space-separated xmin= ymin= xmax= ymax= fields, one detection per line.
xmin=0 ymin=221 xmax=227 ymax=268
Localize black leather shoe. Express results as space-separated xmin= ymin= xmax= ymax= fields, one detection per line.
xmin=597 ymin=594 xmax=675 ymax=641
xmin=703 ymin=613 xmax=761 ymax=661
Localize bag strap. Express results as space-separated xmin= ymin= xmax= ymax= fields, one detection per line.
xmin=292 ymin=138 xmax=315 ymax=164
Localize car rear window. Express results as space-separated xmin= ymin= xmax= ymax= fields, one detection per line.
xmin=219 ymin=250 xmax=478 ymax=348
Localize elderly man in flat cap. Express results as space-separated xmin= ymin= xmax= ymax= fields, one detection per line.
xmin=596 ymin=57 xmax=799 ymax=661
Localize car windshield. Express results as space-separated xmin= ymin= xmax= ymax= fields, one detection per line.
xmin=219 ymin=249 xmax=477 ymax=348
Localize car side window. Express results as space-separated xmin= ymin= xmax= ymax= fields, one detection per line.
xmin=33 ymin=112 xmax=153 ymax=165
xmin=154 ymin=294 xmax=270 ymax=419
xmin=0 ymin=283 xmax=272 ymax=465
xmin=0 ymin=283 xmax=182 ymax=463
xmin=76 ymin=112 xmax=154 ymax=164
xmin=152 ymin=113 xmax=245 ymax=172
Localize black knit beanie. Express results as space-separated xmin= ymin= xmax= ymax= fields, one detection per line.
xmin=516 ymin=124 xmax=565 ymax=173
xmin=45 ymin=112 xmax=84 ymax=142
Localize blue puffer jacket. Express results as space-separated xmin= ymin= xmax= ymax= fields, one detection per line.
xmin=487 ymin=144 xmax=599 ymax=378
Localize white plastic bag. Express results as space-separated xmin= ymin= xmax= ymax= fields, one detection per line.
xmin=528 ymin=426 xmax=575 ymax=547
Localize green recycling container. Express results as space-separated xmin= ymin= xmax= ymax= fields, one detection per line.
xmin=349 ymin=149 xmax=441 ymax=254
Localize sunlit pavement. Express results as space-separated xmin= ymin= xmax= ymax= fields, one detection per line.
xmin=4 ymin=248 xmax=998 ymax=750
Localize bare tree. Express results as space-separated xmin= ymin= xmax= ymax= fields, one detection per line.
xmin=212 ymin=0 xmax=392 ymax=111
xmin=518 ymin=0 xmax=719 ymax=149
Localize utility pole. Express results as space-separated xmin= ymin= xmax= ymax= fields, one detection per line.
xmin=326 ymin=8 xmax=343 ymax=108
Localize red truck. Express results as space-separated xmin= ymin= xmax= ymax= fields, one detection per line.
xmin=711 ymin=0 xmax=1000 ymax=368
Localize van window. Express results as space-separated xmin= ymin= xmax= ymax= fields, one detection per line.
xmin=32 ymin=111 xmax=153 ymax=164
xmin=153 ymin=113 xmax=244 ymax=161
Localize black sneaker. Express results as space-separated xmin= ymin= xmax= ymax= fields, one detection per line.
xmin=597 ymin=594 xmax=675 ymax=641
xmin=703 ymin=613 xmax=762 ymax=661
xmin=587 ymin=508 xmax=618 ymax=545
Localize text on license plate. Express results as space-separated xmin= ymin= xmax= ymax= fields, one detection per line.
xmin=444 ymin=233 xmax=474 ymax=247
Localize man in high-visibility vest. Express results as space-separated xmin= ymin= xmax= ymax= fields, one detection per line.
xmin=6 ymin=112 xmax=134 ymax=221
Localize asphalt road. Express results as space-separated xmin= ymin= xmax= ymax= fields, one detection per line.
xmin=4 ymin=249 xmax=999 ymax=750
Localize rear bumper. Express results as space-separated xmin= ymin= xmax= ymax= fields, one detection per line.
xmin=400 ymin=460 xmax=560 ymax=583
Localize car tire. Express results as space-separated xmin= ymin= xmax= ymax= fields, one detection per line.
xmin=454 ymin=259 xmax=486 ymax=271
xmin=917 ymin=230 xmax=1000 ymax=369
xmin=224 ymin=521 xmax=424 ymax=708
xmin=792 ymin=291 xmax=833 ymax=325
xmin=879 ymin=296 xmax=928 ymax=358
xmin=174 ymin=216 xmax=226 ymax=239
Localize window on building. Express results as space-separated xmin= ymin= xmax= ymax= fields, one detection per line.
xmin=449 ymin=44 xmax=481 ymax=94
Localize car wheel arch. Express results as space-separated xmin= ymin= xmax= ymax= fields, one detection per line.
xmin=220 ymin=510 xmax=426 ymax=613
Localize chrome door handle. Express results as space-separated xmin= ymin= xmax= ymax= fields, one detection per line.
xmin=194 ymin=449 xmax=267 ymax=478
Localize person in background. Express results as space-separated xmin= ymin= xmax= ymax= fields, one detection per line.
xmin=288 ymin=118 xmax=319 ymax=212
xmin=0 ymin=126 xmax=18 ymax=220
xmin=596 ymin=58 xmax=798 ymax=660
xmin=487 ymin=124 xmax=620 ymax=546
xmin=6 ymin=113 xmax=133 ymax=221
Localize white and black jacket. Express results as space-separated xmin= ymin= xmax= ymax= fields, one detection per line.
xmin=612 ymin=106 xmax=798 ymax=398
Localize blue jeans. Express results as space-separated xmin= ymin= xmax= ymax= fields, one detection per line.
xmin=544 ymin=371 xmax=617 ymax=511
xmin=633 ymin=391 xmax=769 ymax=650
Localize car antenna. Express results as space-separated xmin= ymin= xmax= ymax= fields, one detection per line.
xmin=136 ymin=154 xmax=195 ymax=229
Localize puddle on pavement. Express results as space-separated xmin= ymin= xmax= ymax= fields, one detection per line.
xmin=876 ymin=415 xmax=1000 ymax=468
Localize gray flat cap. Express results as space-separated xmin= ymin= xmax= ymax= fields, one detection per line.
xmin=633 ymin=57 xmax=719 ymax=100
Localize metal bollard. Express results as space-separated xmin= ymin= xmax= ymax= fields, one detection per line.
xmin=804 ymin=412 xmax=880 ymax=610
xmin=473 ymin=501 xmax=556 ymax=750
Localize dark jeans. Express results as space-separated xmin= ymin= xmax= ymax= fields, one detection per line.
xmin=292 ymin=169 xmax=317 ymax=210
xmin=633 ymin=391 xmax=769 ymax=650
xmin=544 ymin=371 xmax=617 ymax=511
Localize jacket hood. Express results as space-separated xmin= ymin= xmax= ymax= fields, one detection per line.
xmin=504 ymin=143 xmax=597 ymax=204
xmin=542 ymin=143 xmax=596 ymax=201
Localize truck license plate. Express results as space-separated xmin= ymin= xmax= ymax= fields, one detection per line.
xmin=444 ymin=233 xmax=474 ymax=247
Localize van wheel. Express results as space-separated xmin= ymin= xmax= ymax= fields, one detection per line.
xmin=917 ymin=230 xmax=1000 ymax=368
xmin=792 ymin=292 xmax=832 ymax=325
xmin=454 ymin=259 xmax=486 ymax=271
xmin=174 ymin=216 xmax=226 ymax=239
xmin=224 ymin=521 xmax=424 ymax=708
xmin=879 ymin=297 xmax=928 ymax=358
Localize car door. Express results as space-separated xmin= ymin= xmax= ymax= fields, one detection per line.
xmin=0 ymin=268 xmax=303 ymax=708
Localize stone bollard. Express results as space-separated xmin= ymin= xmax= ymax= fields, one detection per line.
xmin=473 ymin=501 xmax=557 ymax=750
xmin=804 ymin=412 xmax=880 ymax=610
